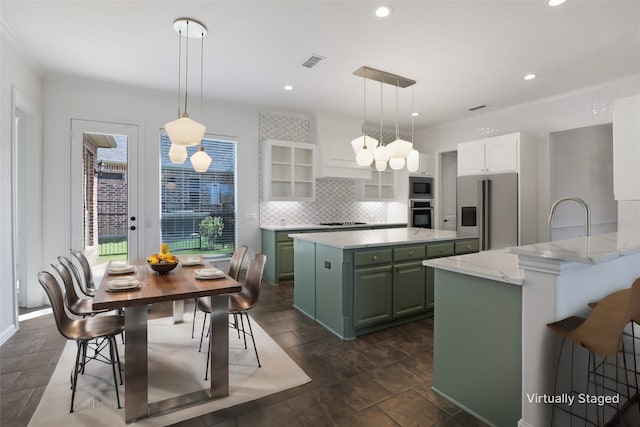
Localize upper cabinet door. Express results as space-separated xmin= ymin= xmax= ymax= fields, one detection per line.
xmin=457 ymin=140 xmax=486 ymax=175
xmin=613 ymin=94 xmax=640 ymax=201
xmin=262 ymin=139 xmax=316 ymax=201
xmin=457 ymin=133 xmax=519 ymax=176
xmin=484 ymin=134 xmax=518 ymax=173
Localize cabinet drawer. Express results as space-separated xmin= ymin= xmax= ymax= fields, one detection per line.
xmin=354 ymin=249 xmax=392 ymax=266
xmin=455 ymin=239 xmax=479 ymax=255
xmin=393 ymin=245 xmax=426 ymax=262
xmin=426 ymin=242 xmax=455 ymax=258
xmin=277 ymin=232 xmax=293 ymax=242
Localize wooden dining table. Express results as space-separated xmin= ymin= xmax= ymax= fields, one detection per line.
xmin=92 ymin=259 xmax=241 ymax=423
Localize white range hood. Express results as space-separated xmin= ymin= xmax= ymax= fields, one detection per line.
xmin=311 ymin=112 xmax=373 ymax=180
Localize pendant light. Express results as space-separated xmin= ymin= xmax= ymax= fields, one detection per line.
xmin=168 ymin=144 xmax=188 ymax=164
xmin=351 ymin=69 xmax=378 ymax=166
xmin=373 ymin=75 xmax=390 ymax=171
xmin=406 ymin=86 xmax=420 ymax=173
xmin=386 ymin=80 xmax=413 ymax=170
xmin=189 ymin=22 xmax=212 ymax=172
xmin=164 ymin=19 xmax=207 ymax=147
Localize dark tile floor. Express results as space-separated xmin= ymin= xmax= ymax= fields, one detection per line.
xmin=3 ymin=280 xmax=640 ymax=426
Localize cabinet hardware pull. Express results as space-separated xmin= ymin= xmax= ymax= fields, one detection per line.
xmin=467 ymin=245 xmax=471 ymax=249
xmin=409 ymin=251 xmax=413 ymax=256
xmin=372 ymin=256 xmax=378 ymax=261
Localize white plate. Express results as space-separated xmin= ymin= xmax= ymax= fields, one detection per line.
xmin=194 ymin=268 xmax=225 ymax=279
xmin=182 ymin=257 xmax=203 ymax=266
xmin=107 ymin=264 xmax=135 ymax=274
xmin=106 ymin=278 xmax=141 ymax=291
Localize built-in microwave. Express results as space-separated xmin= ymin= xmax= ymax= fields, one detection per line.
xmin=409 ymin=176 xmax=434 ymax=199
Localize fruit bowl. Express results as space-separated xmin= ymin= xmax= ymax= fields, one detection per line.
xmin=148 ymin=261 xmax=179 ymax=275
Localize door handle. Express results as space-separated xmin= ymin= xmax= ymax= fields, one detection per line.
xmin=129 ymin=225 xmax=136 ymax=231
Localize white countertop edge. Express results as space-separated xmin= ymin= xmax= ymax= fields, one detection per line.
xmin=423 ymin=259 xmax=524 ymax=285
xmin=422 ymin=250 xmax=524 ymax=285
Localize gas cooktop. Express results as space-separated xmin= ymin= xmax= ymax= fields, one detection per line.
xmin=319 ymin=222 xmax=367 ymax=226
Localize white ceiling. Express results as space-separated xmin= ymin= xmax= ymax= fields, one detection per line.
xmin=3 ymin=1 xmax=640 ymax=130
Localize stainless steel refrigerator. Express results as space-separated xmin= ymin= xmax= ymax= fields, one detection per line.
xmin=457 ymin=172 xmax=518 ymax=250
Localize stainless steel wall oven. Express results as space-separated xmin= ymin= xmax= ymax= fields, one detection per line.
xmin=410 ymin=200 xmax=433 ymax=229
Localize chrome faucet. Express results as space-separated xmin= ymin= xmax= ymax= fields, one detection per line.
xmin=548 ymin=196 xmax=591 ymax=237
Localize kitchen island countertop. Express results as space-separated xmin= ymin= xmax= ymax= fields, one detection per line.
xmin=423 ymin=249 xmax=523 ymax=285
xmin=289 ymin=227 xmax=462 ymax=249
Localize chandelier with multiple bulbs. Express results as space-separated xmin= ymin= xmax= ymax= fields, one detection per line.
xmin=164 ymin=18 xmax=212 ymax=173
xmin=351 ymin=66 xmax=419 ymax=172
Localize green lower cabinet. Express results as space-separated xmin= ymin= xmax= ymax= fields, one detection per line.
xmin=392 ymin=261 xmax=426 ymax=317
xmin=354 ymin=265 xmax=393 ymax=328
xmin=276 ymin=240 xmax=294 ymax=280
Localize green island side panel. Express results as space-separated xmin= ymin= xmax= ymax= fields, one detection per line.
xmin=314 ymin=244 xmax=349 ymax=338
xmin=433 ymin=269 xmax=522 ymax=427
xmin=292 ymin=239 xmax=316 ymax=318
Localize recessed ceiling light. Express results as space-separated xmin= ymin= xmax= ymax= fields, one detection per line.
xmin=411 ymin=112 xmax=420 ymax=117
xmin=524 ymin=73 xmax=536 ymax=81
xmin=374 ymin=6 xmax=393 ymax=18
xmin=548 ymin=0 xmax=566 ymax=6
xmin=283 ymin=85 xmax=294 ymax=91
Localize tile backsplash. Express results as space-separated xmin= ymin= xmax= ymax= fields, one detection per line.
xmin=260 ymin=178 xmax=388 ymax=225
xmin=258 ymin=112 xmax=395 ymax=226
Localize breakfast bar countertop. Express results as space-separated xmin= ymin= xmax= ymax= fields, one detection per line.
xmin=289 ymin=227 xmax=462 ymax=249
xmin=423 ymin=249 xmax=524 ymax=285
xmin=509 ymin=232 xmax=640 ymax=264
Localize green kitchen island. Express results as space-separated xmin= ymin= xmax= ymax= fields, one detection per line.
xmin=290 ymin=227 xmax=478 ymax=339
xmin=423 ymin=250 xmax=524 ymax=427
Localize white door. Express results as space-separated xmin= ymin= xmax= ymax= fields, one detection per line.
xmin=70 ymin=120 xmax=139 ymax=264
xmin=441 ymin=152 xmax=457 ymax=231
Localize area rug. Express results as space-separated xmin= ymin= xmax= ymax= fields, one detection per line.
xmin=28 ymin=315 xmax=311 ymax=426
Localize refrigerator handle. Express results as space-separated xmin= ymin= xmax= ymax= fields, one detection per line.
xmin=478 ymin=180 xmax=485 ymax=250
xmin=484 ymin=179 xmax=491 ymax=250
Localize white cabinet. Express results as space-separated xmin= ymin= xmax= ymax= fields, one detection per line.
xmin=613 ymin=94 xmax=640 ymax=200
xmin=262 ymin=139 xmax=315 ymax=201
xmin=457 ymin=133 xmax=519 ymax=175
xmin=357 ymin=169 xmax=396 ymax=200
xmin=410 ymin=153 xmax=435 ymax=176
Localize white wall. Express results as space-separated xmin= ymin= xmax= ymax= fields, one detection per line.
xmin=1 ymin=26 xmax=43 ymax=343
xmin=549 ymin=124 xmax=616 ymax=240
xmin=414 ymin=75 xmax=640 ymax=242
xmin=41 ymin=76 xmax=262 ymax=302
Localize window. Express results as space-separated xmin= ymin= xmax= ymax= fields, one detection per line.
xmin=160 ymin=133 xmax=237 ymax=258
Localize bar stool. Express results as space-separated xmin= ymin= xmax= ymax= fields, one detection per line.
xmin=547 ymin=279 xmax=640 ymax=426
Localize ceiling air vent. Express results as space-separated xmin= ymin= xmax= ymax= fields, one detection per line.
xmin=302 ymin=54 xmax=324 ymax=68
xmin=468 ymin=105 xmax=487 ymax=112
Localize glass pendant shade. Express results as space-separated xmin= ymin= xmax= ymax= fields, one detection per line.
xmin=165 ymin=114 xmax=206 ymax=147
xmin=168 ymin=144 xmax=188 ymax=164
xmin=389 ymin=156 xmax=405 ymax=170
xmin=191 ymin=146 xmax=212 ymax=172
xmin=375 ymin=160 xmax=388 ymax=171
xmin=351 ymin=134 xmax=379 ymax=155
xmin=374 ymin=144 xmax=391 ymax=162
xmin=407 ymin=149 xmax=419 ymax=172
xmin=386 ymin=138 xmax=413 ymax=158
xmin=355 ymin=147 xmax=374 ymax=166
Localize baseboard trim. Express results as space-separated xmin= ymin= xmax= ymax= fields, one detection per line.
xmin=0 ymin=323 xmax=18 ymax=346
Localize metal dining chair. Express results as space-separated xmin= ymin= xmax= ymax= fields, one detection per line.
xmin=38 ymin=271 xmax=124 ymax=413
xmin=192 ymin=245 xmax=247 ymax=339
xmin=52 ymin=259 xmax=110 ymax=317
xmin=204 ymin=253 xmax=267 ymax=379
xmin=70 ymin=249 xmax=96 ymax=297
